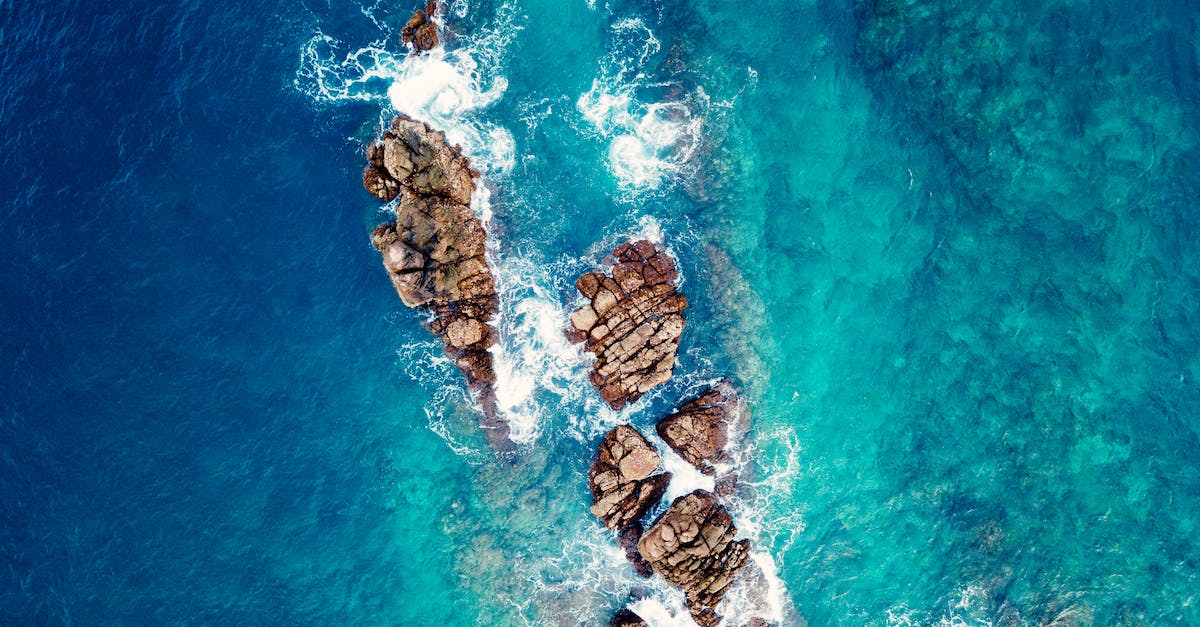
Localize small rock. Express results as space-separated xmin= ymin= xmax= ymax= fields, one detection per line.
xmin=610 ymin=609 xmax=649 ymax=627
xmin=656 ymin=380 xmax=747 ymax=475
xmin=401 ymin=1 xmax=440 ymax=54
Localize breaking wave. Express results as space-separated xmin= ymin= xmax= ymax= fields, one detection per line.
xmin=575 ymin=18 xmax=704 ymax=192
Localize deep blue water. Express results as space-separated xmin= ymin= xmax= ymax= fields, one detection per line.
xmin=3 ymin=0 xmax=1199 ymax=625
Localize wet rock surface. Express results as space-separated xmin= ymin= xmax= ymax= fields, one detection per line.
xmin=589 ymin=425 xmax=671 ymax=531
xmin=617 ymin=522 xmax=654 ymax=578
xmin=638 ymin=490 xmax=751 ymax=627
xmin=401 ymin=0 xmax=439 ymax=54
xmin=364 ymin=115 xmax=508 ymax=449
xmin=568 ymin=240 xmax=687 ymax=410
xmin=656 ymin=379 xmax=747 ymax=475
xmin=610 ymin=609 xmax=649 ymax=627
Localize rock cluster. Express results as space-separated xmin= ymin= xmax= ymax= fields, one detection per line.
xmin=589 ymin=425 xmax=671 ymax=532
xmin=568 ymin=240 xmax=687 ymax=409
xmin=364 ymin=115 xmax=509 ymax=449
xmin=656 ymin=380 xmax=746 ymax=476
xmin=401 ymin=1 xmax=439 ymax=54
xmin=638 ymin=490 xmax=751 ymax=627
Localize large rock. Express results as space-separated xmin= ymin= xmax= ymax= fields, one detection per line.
xmin=638 ymin=490 xmax=750 ymax=627
xmin=568 ymin=240 xmax=687 ymax=409
xmin=589 ymin=425 xmax=671 ymax=531
xmin=401 ymin=1 xmax=439 ymax=54
xmin=656 ymin=380 xmax=747 ymax=476
xmin=365 ymin=115 xmax=508 ymax=449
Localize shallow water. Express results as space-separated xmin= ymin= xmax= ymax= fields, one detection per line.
xmin=2 ymin=0 xmax=1199 ymax=624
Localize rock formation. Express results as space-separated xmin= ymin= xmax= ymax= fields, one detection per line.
xmin=617 ymin=522 xmax=654 ymax=577
xmin=638 ymin=490 xmax=751 ymax=627
xmin=364 ymin=115 xmax=509 ymax=449
xmin=401 ymin=1 xmax=439 ymax=54
xmin=610 ymin=609 xmax=649 ymax=627
xmin=656 ymin=380 xmax=747 ymax=476
xmin=589 ymin=425 xmax=671 ymax=532
xmin=568 ymin=240 xmax=687 ymax=409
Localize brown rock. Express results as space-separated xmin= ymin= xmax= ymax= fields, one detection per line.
xmin=365 ymin=115 xmax=507 ymax=450
xmin=568 ymin=240 xmax=687 ymax=409
xmin=656 ymin=380 xmax=747 ymax=475
xmin=589 ymin=426 xmax=671 ymax=531
xmin=617 ymin=523 xmax=654 ymax=578
xmin=379 ymin=116 xmax=477 ymax=205
xmin=610 ymin=609 xmax=649 ymax=627
xmin=363 ymin=165 xmax=400 ymax=201
xmin=401 ymin=1 xmax=440 ymax=54
xmin=638 ymin=490 xmax=751 ymax=626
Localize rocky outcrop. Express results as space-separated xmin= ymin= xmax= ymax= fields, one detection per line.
xmin=638 ymin=490 xmax=751 ymax=627
xmin=365 ymin=115 xmax=509 ymax=449
xmin=568 ymin=240 xmax=687 ymax=409
xmin=401 ymin=1 xmax=439 ymax=54
xmin=610 ymin=609 xmax=649 ymax=627
xmin=656 ymin=380 xmax=747 ymax=476
xmin=589 ymin=425 xmax=671 ymax=531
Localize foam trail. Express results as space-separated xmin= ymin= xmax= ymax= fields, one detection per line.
xmin=486 ymin=248 xmax=602 ymax=444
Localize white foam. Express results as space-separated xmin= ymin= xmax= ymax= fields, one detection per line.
xmin=297 ymin=2 xmax=520 ymax=176
xmin=575 ymin=18 xmax=703 ymax=192
xmin=655 ymin=437 xmax=715 ymax=502
xmin=628 ymin=597 xmax=697 ymax=627
xmin=384 ymin=50 xmax=515 ymax=174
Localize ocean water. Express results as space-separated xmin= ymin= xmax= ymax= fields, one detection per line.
xmin=3 ymin=0 xmax=1199 ymax=625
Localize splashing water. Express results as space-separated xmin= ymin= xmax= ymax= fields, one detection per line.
xmin=297 ymin=3 xmax=520 ymax=175
xmin=575 ymin=18 xmax=704 ymax=192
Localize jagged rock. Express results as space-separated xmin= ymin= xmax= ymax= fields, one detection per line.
xmin=610 ymin=609 xmax=649 ymax=627
xmin=638 ymin=490 xmax=750 ymax=626
xmin=568 ymin=240 xmax=687 ymax=409
xmin=618 ymin=523 xmax=654 ymax=578
xmin=589 ymin=425 xmax=671 ymax=531
xmin=656 ymin=380 xmax=747 ymax=475
xmin=365 ymin=115 xmax=507 ymax=449
xmin=401 ymin=1 xmax=440 ymax=54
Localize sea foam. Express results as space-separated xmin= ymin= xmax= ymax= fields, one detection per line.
xmin=297 ymin=3 xmax=519 ymax=175
xmin=575 ymin=18 xmax=703 ymax=192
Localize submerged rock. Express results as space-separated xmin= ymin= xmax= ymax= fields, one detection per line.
xmin=401 ymin=0 xmax=440 ymax=54
xmin=589 ymin=425 xmax=671 ymax=531
xmin=656 ymin=380 xmax=747 ymax=476
xmin=568 ymin=240 xmax=687 ymax=409
xmin=638 ymin=490 xmax=750 ymax=626
xmin=365 ymin=115 xmax=509 ymax=449
xmin=610 ymin=608 xmax=650 ymax=627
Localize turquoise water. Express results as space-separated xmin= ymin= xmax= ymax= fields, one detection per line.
xmin=3 ymin=0 xmax=1199 ymax=624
